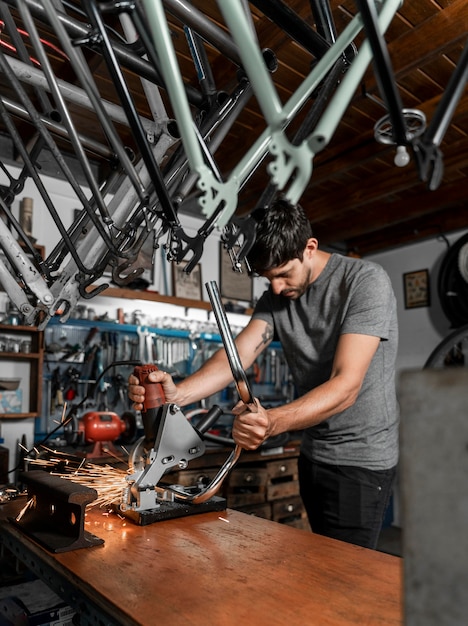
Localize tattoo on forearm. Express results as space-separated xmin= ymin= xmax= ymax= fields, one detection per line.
xmin=255 ymin=323 xmax=273 ymax=351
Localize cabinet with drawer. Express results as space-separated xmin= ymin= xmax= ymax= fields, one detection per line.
xmin=226 ymin=454 xmax=309 ymax=530
xmin=168 ymin=442 xmax=310 ymax=530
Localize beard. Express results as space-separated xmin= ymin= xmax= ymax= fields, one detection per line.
xmin=280 ymin=266 xmax=313 ymax=299
xmin=281 ymin=286 xmax=304 ymax=299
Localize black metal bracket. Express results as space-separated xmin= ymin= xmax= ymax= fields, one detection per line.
xmin=120 ymin=495 xmax=226 ymax=526
xmin=10 ymin=470 xmax=104 ymax=553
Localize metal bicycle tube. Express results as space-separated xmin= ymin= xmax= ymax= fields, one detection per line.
xmin=250 ymin=0 xmax=331 ymax=58
xmin=308 ymin=0 xmax=402 ymax=153
xmin=142 ymin=0 xmax=209 ymax=174
xmin=354 ymin=0 xmax=407 ymax=146
xmin=163 ymin=0 xmax=243 ymax=66
xmin=83 ymin=0 xmax=181 ymax=229
xmin=423 ymin=38 xmax=468 ymax=148
xmin=2 ymin=0 xmax=204 ymax=107
xmin=41 ymin=0 xmax=147 ymax=205
xmin=20 ymin=0 xmax=112 ymax=220
xmin=309 ymin=0 xmax=338 ymax=45
xmin=205 ymin=280 xmax=255 ymax=407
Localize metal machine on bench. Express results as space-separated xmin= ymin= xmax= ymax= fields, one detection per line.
xmin=118 ymin=281 xmax=252 ymax=524
xmin=118 ymin=363 xmax=236 ymax=524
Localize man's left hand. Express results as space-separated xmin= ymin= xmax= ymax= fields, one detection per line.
xmin=231 ymin=399 xmax=271 ymax=450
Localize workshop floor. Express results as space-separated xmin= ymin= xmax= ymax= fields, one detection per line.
xmin=377 ymin=525 xmax=402 ymax=557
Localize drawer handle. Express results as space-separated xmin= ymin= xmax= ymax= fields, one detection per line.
xmin=280 ymin=465 xmax=287 ymax=473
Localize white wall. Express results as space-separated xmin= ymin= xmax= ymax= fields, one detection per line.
xmin=366 ymin=231 xmax=466 ymax=373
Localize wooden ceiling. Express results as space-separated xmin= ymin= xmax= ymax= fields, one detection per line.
xmin=1 ymin=0 xmax=467 ymax=258
xmin=165 ymin=0 xmax=468 ymax=256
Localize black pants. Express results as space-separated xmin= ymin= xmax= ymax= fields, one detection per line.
xmin=298 ymin=454 xmax=396 ymax=549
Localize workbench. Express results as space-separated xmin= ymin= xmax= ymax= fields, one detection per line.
xmin=0 ymin=500 xmax=402 ymax=626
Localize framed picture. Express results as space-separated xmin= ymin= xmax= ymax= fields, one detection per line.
xmin=219 ymin=244 xmax=253 ymax=303
xmin=172 ymin=261 xmax=202 ymax=300
xmin=403 ymin=269 xmax=430 ymax=309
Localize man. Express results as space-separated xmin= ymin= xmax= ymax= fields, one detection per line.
xmin=128 ymin=199 xmax=399 ymax=549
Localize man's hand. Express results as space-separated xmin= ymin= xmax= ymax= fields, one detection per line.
xmin=231 ymin=399 xmax=272 ymax=450
xmin=128 ymin=369 xmax=179 ymax=411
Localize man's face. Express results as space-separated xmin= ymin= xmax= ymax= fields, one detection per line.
xmin=262 ymin=256 xmax=313 ymax=299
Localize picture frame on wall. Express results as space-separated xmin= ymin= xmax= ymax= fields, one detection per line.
xmin=172 ymin=261 xmax=202 ymax=300
xmin=219 ymin=244 xmax=253 ymax=303
xmin=403 ymin=269 xmax=430 ymax=309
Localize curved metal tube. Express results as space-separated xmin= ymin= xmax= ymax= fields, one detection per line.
xmin=205 ymin=280 xmax=256 ymax=407
xmin=168 ymin=444 xmax=242 ymax=504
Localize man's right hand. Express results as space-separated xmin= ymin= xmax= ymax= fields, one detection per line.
xmin=128 ymin=369 xmax=179 ymax=411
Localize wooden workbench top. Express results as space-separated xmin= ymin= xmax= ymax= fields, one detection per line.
xmin=1 ymin=501 xmax=402 ymax=626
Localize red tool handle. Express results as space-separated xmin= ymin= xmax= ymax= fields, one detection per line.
xmin=134 ymin=364 xmax=165 ymax=411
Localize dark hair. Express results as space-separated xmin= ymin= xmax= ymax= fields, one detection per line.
xmin=248 ymin=199 xmax=314 ymax=274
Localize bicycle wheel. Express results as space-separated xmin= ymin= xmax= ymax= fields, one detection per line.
xmin=424 ymin=323 xmax=468 ymax=368
xmin=437 ymin=233 xmax=468 ymax=328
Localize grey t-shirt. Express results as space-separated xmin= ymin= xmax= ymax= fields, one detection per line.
xmin=252 ymin=253 xmax=399 ymax=470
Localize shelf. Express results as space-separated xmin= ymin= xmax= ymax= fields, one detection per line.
xmin=0 ymin=324 xmax=39 ymax=332
xmin=47 ymin=316 xmax=224 ymax=341
xmin=0 ymin=352 xmax=41 ymax=359
xmin=92 ymin=286 xmax=253 ymax=315
xmin=95 ymin=286 xmax=212 ymax=311
xmin=0 ymin=412 xmax=40 ymax=420
xmin=0 ymin=324 xmax=43 ymax=419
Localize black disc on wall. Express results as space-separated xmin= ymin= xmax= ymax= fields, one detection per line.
xmin=438 ymin=232 xmax=468 ymax=328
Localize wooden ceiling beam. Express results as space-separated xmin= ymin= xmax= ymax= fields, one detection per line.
xmin=314 ymin=173 xmax=468 ymax=242
xmin=370 ymin=0 xmax=468 ymax=82
xmin=310 ymin=86 xmax=468 ymax=187
xmin=305 ymin=135 xmax=468 ymax=220
xmin=339 ymin=207 xmax=468 ymax=256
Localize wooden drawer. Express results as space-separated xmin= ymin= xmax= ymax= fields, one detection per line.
xmin=266 ymin=458 xmax=298 ymax=480
xmin=226 ymin=490 xmax=266 ymax=507
xmin=285 ymin=515 xmax=310 ymax=531
xmin=265 ymin=458 xmax=299 ymax=501
xmin=227 ymin=467 xmax=268 ymax=488
xmin=271 ymin=496 xmax=304 ymax=520
xmin=272 ymin=496 xmax=309 ymax=530
xmin=164 ymin=467 xmax=219 ymax=489
xmin=236 ymin=502 xmax=272 ymax=520
xmin=267 ymin=479 xmax=300 ymax=501
xmin=225 ymin=466 xmax=268 ymax=507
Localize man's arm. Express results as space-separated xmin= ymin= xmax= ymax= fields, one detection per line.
xmin=128 ymin=317 xmax=274 ymax=409
xmin=232 ymin=332 xmax=381 ymax=449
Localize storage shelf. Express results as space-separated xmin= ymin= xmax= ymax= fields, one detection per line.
xmin=0 ymin=352 xmax=41 ymax=359
xmin=0 ymin=324 xmax=43 ymax=420
xmin=0 ymin=412 xmax=40 ymax=420
xmin=96 ymin=286 xmax=212 ymax=310
xmin=94 ymin=286 xmax=253 ymax=314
